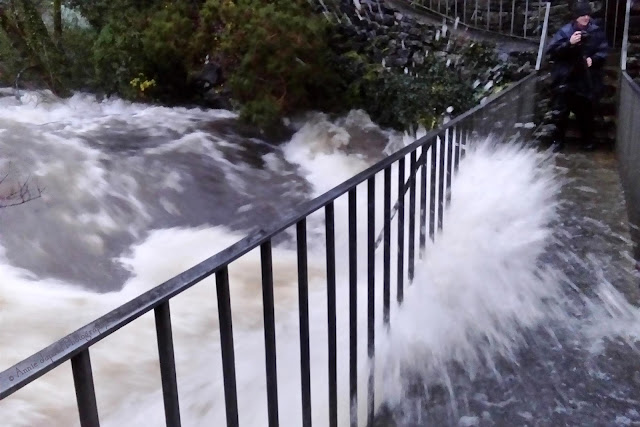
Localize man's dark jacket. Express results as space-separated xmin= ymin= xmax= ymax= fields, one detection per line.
xmin=547 ymin=21 xmax=608 ymax=99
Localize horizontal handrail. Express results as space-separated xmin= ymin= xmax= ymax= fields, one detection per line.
xmin=0 ymin=71 xmax=537 ymax=401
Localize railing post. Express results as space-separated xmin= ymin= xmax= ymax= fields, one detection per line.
xmin=437 ymin=134 xmax=446 ymax=231
xmin=71 ymin=350 xmax=100 ymax=427
xmin=296 ymin=220 xmax=312 ymax=427
xmin=511 ymin=0 xmax=516 ymax=35
xmin=486 ymin=0 xmax=490 ymax=30
xmin=419 ymin=144 xmax=428 ymax=258
xmin=614 ymin=0 xmax=622 ymax=48
xmin=524 ymin=0 xmax=529 ymax=38
xmin=154 ymin=301 xmax=181 ymax=427
xmin=622 ymin=0 xmax=632 ymax=70
xmin=463 ymin=0 xmax=467 ymax=24
xmin=366 ymin=177 xmax=375 ymax=427
xmin=446 ymin=128 xmax=454 ymax=207
xmin=348 ymin=189 xmax=358 ymax=427
xmin=474 ymin=0 xmax=478 ymax=27
xmin=429 ymin=139 xmax=438 ymax=242
xmin=216 ymin=266 xmax=239 ymax=427
xmin=536 ymin=2 xmax=551 ymax=71
xmin=260 ymin=241 xmax=279 ymax=427
xmin=397 ymin=157 xmax=405 ymax=301
xmin=408 ymin=151 xmax=417 ymax=281
xmin=605 ymin=0 xmax=610 ymax=36
xmin=383 ymin=166 xmax=391 ymax=325
xmin=453 ymin=126 xmax=461 ymax=172
xmin=324 ymin=203 xmax=338 ymax=427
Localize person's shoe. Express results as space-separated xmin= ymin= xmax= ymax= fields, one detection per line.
xmin=551 ymin=140 xmax=565 ymax=153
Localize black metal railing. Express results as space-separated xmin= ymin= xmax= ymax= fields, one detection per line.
xmin=0 ymin=72 xmax=538 ymax=427
xmin=402 ymin=0 xmax=547 ymax=41
xmin=617 ymin=0 xmax=640 ymax=265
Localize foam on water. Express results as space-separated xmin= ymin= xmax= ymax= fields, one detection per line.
xmin=2 ymin=91 xmax=640 ymax=426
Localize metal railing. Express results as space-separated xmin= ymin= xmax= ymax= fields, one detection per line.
xmin=0 ymin=73 xmax=538 ymax=427
xmin=617 ymin=0 xmax=640 ymax=265
xmin=403 ymin=0 xmax=547 ymax=42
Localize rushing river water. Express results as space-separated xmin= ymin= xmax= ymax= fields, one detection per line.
xmin=0 ymin=89 xmax=639 ymax=426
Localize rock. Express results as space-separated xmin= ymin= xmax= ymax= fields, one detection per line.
xmin=394 ymin=12 xmax=404 ymax=21
xmin=391 ymin=56 xmax=408 ymax=67
xmin=405 ymin=40 xmax=424 ymax=48
xmin=408 ymin=27 xmax=422 ymax=38
xmin=397 ymin=48 xmax=411 ymax=58
xmin=192 ymin=62 xmax=223 ymax=91
xmin=412 ymin=51 xmax=425 ymax=65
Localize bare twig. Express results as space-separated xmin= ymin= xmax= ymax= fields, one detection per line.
xmin=0 ymin=171 xmax=44 ymax=208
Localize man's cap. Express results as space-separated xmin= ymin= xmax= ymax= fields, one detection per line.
xmin=573 ymin=2 xmax=593 ymax=18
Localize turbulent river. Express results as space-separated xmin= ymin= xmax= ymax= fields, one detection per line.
xmin=0 ymin=89 xmax=639 ymax=426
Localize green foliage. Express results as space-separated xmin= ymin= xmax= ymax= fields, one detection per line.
xmin=0 ymin=0 xmax=517 ymax=133
xmin=333 ymin=50 xmax=476 ymax=131
xmin=0 ymin=30 xmax=22 ymax=85
xmin=196 ymin=0 xmax=339 ymax=126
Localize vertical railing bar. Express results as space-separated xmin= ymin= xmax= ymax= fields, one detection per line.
xmin=537 ymin=1 xmax=541 ymax=37
xmin=622 ymin=0 xmax=632 ymax=70
xmin=536 ymin=2 xmax=551 ymax=71
xmin=475 ymin=0 xmax=478 ymax=27
xmin=408 ymin=151 xmax=417 ymax=282
xmin=500 ymin=0 xmax=503 ymax=30
xmin=429 ymin=139 xmax=437 ymax=242
xmin=438 ymin=134 xmax=446 ymax=231
xmin=260 ymin=241 xmax=280 ymax=427
xmin=397 ymin=157 xmax=405 ymax=302
xmin=366 ymin=177 xmax=375 ymax=427
xmin=453 ymin=126 xmax=461 ymax=172
xmin=155 ymin=301 xmax=182 ymax=427
xmin=296 ymin=220 xmax=312 ymax=427
xmin=71 ymin=350 xmax=100 ymax=427
xmin=348 ymin=189 xmax=358 ymax=427
xmin=524 ymin=0 xmax=529 ymax=38
xmin=614 ymin=0 xmax=621 ymax=47
xmin=419 ymin=145 xmax=428 ymax=259
xmin=446 ymin=128 xmax=454 ymax=208
xmin=605 ymin=0 xmax=610 ymax=37
xmin=511 ymin=0 xmax=516 ymax=35
xmin=325 ymin=203 xmax=338 ymax=427
xmin=487 ymin=0 xmax=490 ymax=30
xmin=216 ymin=266 xmax=239 ymax=427
xmin=463 ymin=0 xmax=467 ymax=24
xmin=383 ymin=166 xmax=391 ymax=325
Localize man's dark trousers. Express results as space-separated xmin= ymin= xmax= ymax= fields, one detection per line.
xmin=553 ymin=91 xmax=595 ymax=146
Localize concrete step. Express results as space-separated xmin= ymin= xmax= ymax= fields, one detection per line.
xmin=564 ymin=128 xmax=616 ymax=144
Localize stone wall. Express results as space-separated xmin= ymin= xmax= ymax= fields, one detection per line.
xmin=326 ymin=0 xmax=536 ymax=89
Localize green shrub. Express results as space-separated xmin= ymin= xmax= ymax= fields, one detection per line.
xmin=196 ymin=0 xmax=340 ymax=126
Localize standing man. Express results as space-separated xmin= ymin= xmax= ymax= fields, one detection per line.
xmin=547 ymin=2 xmax=609 ymax=151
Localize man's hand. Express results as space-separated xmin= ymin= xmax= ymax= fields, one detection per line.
xmin=570 ymin=31 xmax=582 ymax=45
xmin=586 ymin=57 xmax=593 ymax=67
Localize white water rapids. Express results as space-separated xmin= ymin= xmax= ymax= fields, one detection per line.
xmin=1 ymin=90 xmax=640 ymax=426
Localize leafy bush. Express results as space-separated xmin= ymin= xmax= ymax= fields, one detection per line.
xmin=195 ymin=0 xmax=340 ymax=127
xmin=333 ymin=50 xmax=476 ymax=131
